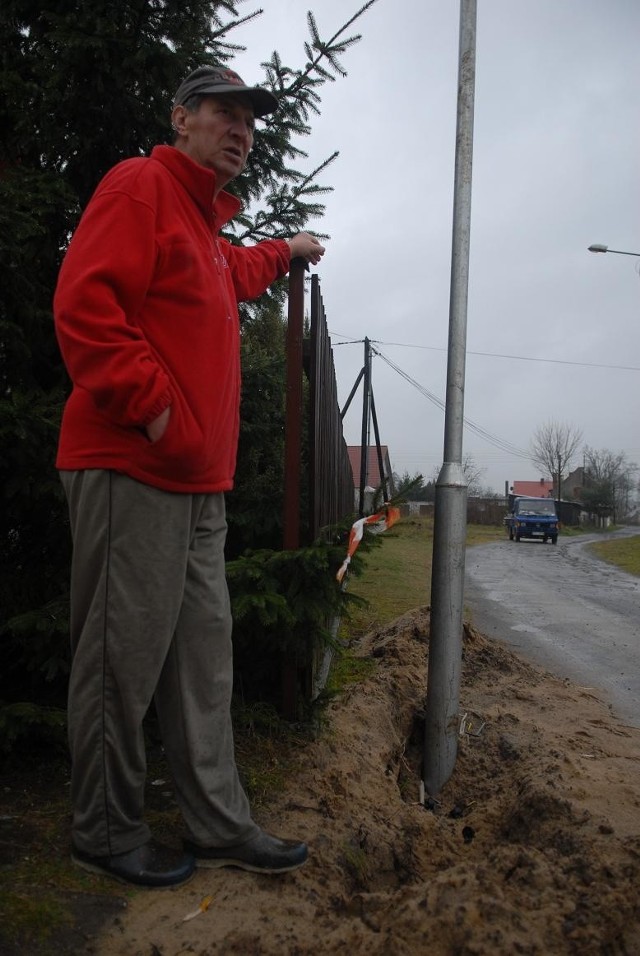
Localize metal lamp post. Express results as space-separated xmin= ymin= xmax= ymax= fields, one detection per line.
xmin=423 ymin=0 xmax=477 ymax=798
xmin=588 ymin=244 xmax=640 ymax=257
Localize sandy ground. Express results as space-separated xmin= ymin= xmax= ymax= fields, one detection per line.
xmin=81 ymin=608 xmax=640 ymax=956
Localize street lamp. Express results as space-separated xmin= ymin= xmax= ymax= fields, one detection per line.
xmin=588 ymin=243 xmax=640 ymax=257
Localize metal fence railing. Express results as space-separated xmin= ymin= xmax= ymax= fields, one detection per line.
xmin=308 ymin=273 xmax=355 ymax=541
xmin=281 ymin=261 xmax=356 ymax=714
xmin=283 ymin=261 xmax=354 ymax=549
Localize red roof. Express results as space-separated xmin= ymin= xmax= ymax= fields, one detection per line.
xmin=511 ymin=480 xmax=554 ymax=498
xmin=347 ymin=445 xmax=391 ymax=489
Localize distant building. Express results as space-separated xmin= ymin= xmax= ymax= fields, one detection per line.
xmin=347 ymin=445 xmax=395 ymax=511
xmin=510 ymin=478 xmax=554 ymax=498
xmin=562 ymin=466 xmax=586 ymax=500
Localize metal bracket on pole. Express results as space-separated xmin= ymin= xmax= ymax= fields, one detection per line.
xmin=423 ymin=0 xmax=477 ymax=798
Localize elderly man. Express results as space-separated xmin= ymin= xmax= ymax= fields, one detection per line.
xmin=54 ymin=65 xmax=324 ymax=887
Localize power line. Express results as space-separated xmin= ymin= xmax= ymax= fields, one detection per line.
xmin=330 ymin=332 xmax=640 ymax=372
xmin=372 ymin=347 xmax=532 ymax=461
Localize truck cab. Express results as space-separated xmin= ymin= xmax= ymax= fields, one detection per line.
xmin=506 ymin=496 xmax=559 ymax=544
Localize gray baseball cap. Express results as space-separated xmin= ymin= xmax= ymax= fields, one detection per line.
xmin=173 ymin=65 xmax=279 ymax=117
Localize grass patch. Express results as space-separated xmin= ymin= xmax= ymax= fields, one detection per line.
xmin=587 ymin=534 xmax=640 ymax=577
xmin=467 ymin=523 xmax=506 ymax=546
xmin=559 ymin=525 xmax=587 ymax=537
xmin=324 ymin=648 xmax=377 ymax=697
xmin=339 ymin=518 xmax=434 ymax=641
xmin=341 ymin=842 xmax=373 ymax=888
xmin=233 ymin=702 xmax=309 ymax=808
xmin=0 ymin=895 xmax=72 ymax=953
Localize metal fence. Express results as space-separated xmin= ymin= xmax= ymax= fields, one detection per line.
xmin=308 ymin=273 xmax=355 ymax=540
xmin=281 ymin=261 xmax=355 ymax=714
xmin=284 ymin=261 xmax=354 ymax=547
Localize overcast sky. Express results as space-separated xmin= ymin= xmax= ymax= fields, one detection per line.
xmin=234 ymin=0 xmax=640 ymax=495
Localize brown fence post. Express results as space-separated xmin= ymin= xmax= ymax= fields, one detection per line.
xmin=281 ymin=258 xmax=306 ymax=717
xmin=283 ymin=258 xmax=306 ymax=549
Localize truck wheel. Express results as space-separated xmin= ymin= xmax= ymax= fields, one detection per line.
xmin=543 ymin=536 xmax=547 ymax=543
xmin=551 ymin=536 xmax=558 ymax=545
xmin=515 ymin=533 xmax=521 ymax=542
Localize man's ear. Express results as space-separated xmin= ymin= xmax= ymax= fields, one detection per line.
xmin=171 ymin=105 xmax=188 ymax=136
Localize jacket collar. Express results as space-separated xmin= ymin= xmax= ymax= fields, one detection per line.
xmin=150 ymin=145 xmax=242 ymax=230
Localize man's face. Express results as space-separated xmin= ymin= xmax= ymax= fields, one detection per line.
xmin=172 ymin=94 xmax=255 ymax=188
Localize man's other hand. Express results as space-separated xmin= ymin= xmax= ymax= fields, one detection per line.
xmin=146 ymin=406 xmax=171 ymax=443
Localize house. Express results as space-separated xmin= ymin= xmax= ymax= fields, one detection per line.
xmin=347 ymin=445 xmax=395 ymax=511
xmin=510 ymin=478 xmax=554 ymax=498
xmin=562 ymin=466 xmax=586 ymax=500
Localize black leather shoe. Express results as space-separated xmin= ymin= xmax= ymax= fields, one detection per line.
xmin=184 ymin=829 xmax=308 ymax=873
xmin=71 ymin=839 xmax=195 ymax=887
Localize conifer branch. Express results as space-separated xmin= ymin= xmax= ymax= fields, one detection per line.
xmin=233 ymin=152 xmax=338 ymax=243
xmin=210 ymin=5 xmax=264 ymax=42
xmin=283 ymin=0 xmax=380 ymax=96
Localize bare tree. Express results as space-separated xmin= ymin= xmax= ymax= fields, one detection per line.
xmin=430 ymin=455 xmax=485 ymax=496
xmin=583 ymin=447 xmax=639 ymax=523
xmin=463 ymin=455 xmax=487 ymax=497
xmin=530 ymin=421 xmax=583 ymax=500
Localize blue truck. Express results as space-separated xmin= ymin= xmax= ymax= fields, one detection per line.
xmin=505 ymin=496 xmax=559 ymax=544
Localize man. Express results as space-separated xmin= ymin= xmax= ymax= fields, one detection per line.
xmin=54 ymin=65 xmax=325 ymax=888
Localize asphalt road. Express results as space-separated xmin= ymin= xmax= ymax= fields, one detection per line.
xmin=465 ymin=527 xmax=640 ymax=729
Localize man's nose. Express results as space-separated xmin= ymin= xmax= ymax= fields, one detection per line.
xmin=229 ymin=117 xmax=253 ymax=143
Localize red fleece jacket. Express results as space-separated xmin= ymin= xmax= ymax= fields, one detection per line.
xmin=54 ymin=145 xmax=290 ymax=493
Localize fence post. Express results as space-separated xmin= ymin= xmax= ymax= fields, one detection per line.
xmin=281 ymin=258 xmax=306 ymax=717
xmin=283 ymin=258 xmax=306 ymax=550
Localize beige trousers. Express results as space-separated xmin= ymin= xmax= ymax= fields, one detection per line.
xmin=60 ymin=469 xmax=257 ymax=857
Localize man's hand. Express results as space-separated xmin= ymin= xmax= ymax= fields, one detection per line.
xmin=146 ymin=406 xmax=171 ymax=443
xmin=287 ymin=233 xmax=326 ymax=266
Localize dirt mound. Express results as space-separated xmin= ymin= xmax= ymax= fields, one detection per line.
xmin=90 ymin=608 xmax=640 ymax=955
